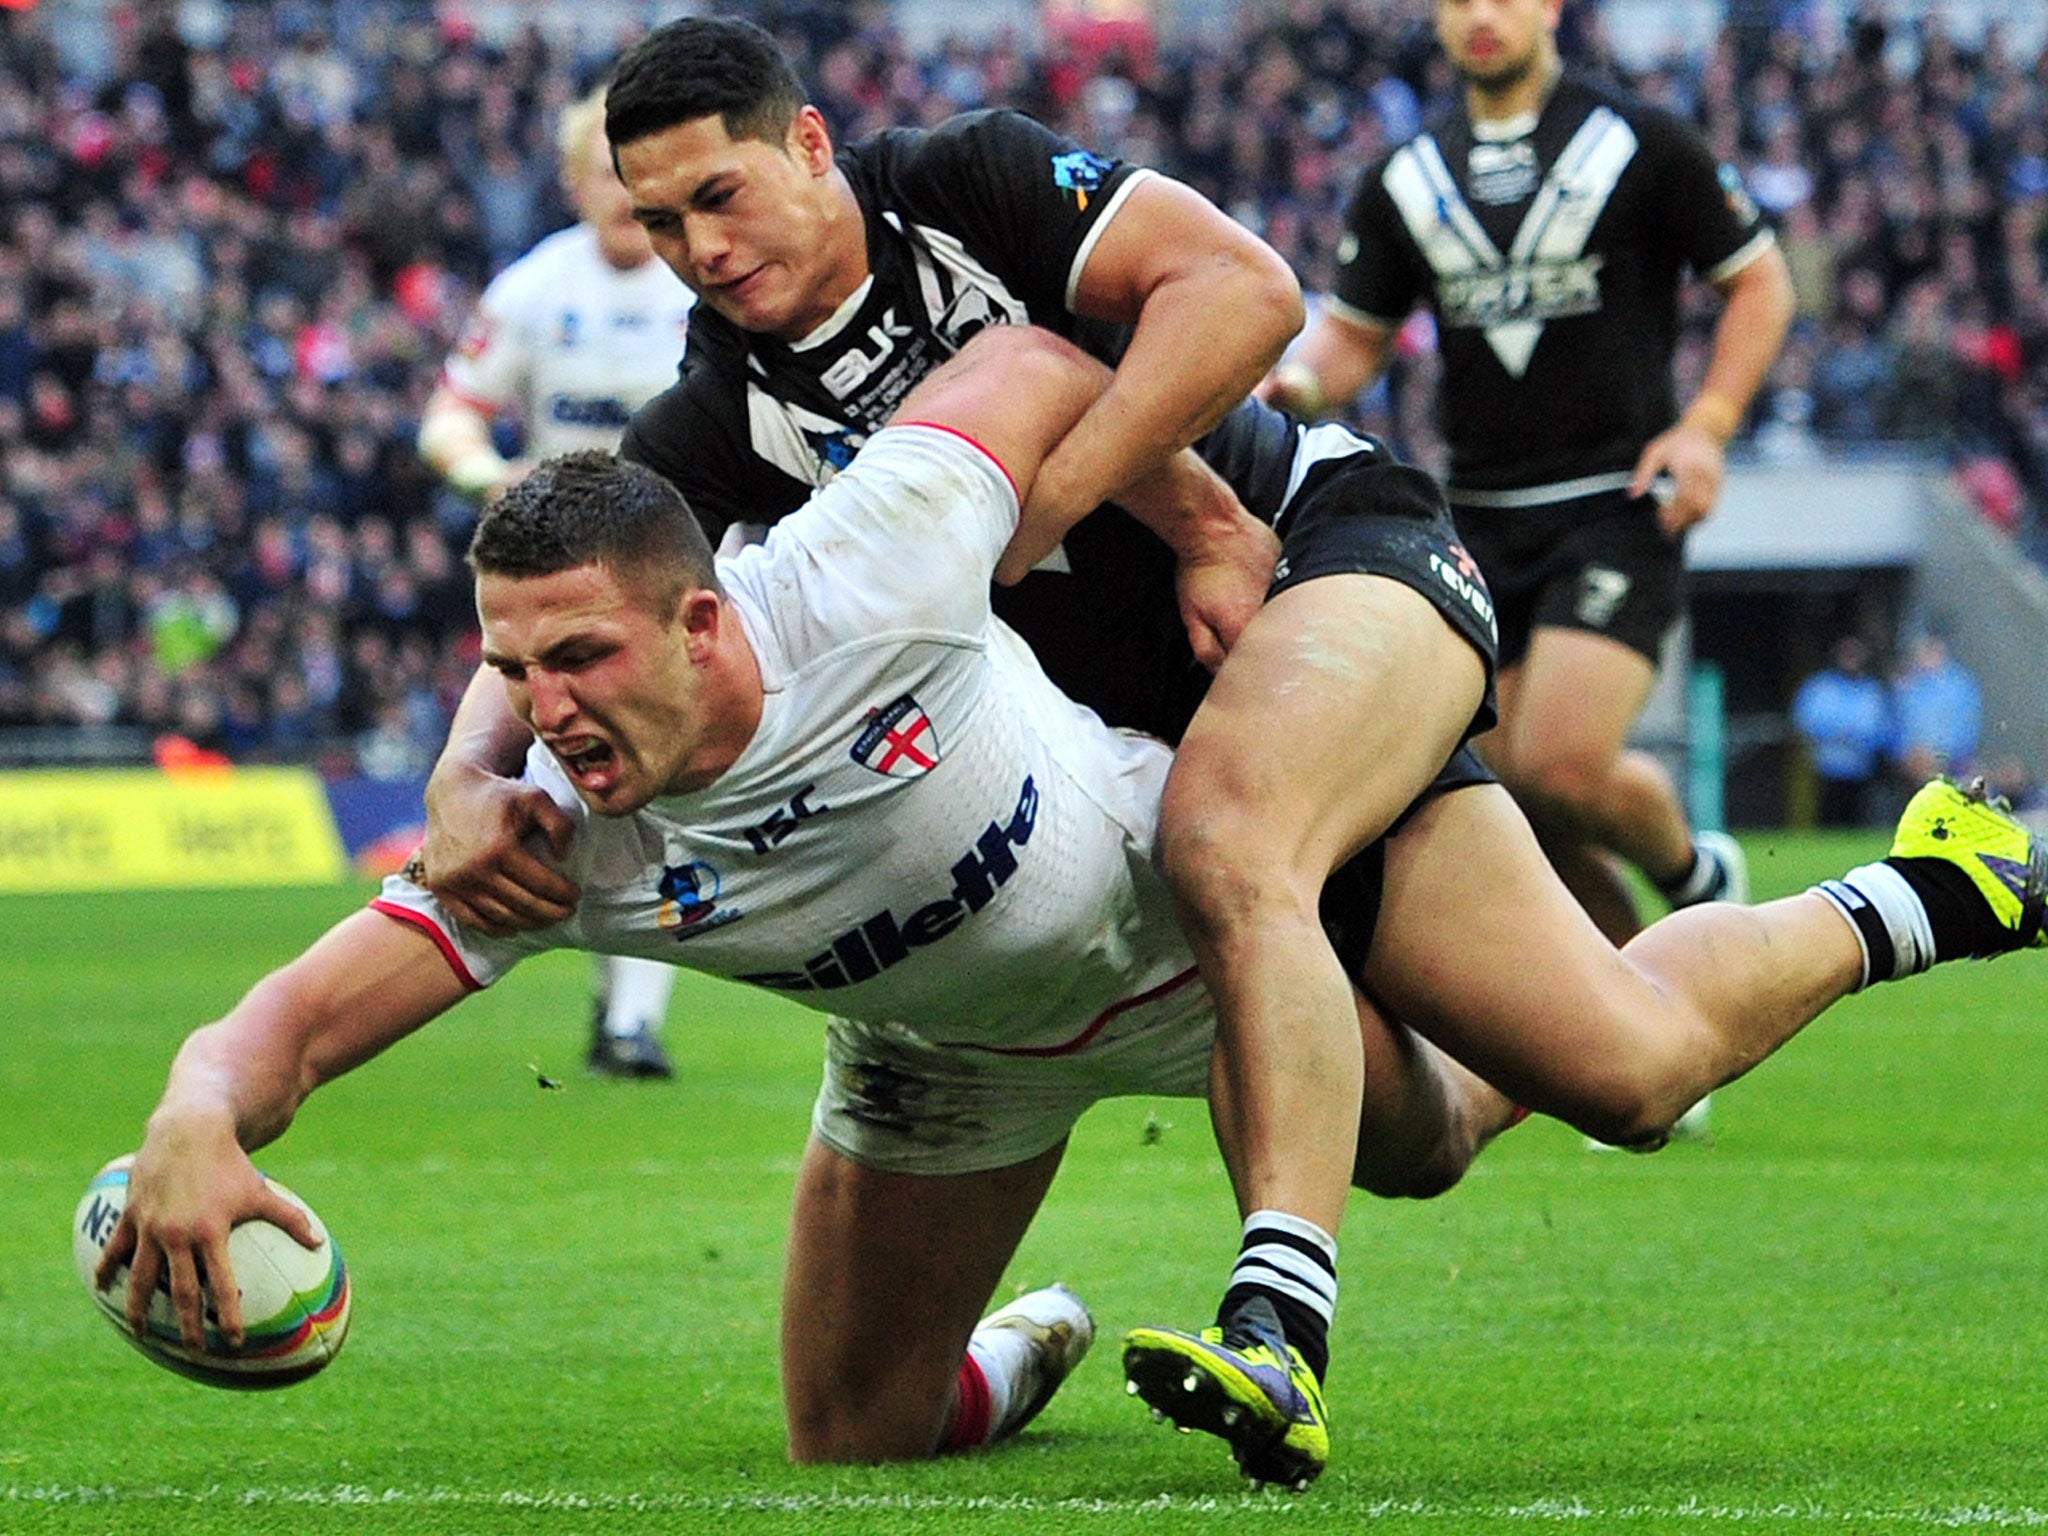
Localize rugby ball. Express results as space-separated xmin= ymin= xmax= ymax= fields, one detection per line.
xmin=72 ymin=1155 xmax=352 ymax=1389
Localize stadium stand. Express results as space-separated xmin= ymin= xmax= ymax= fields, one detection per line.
xmin=3 ymin=0 xmax=2046 ymax=764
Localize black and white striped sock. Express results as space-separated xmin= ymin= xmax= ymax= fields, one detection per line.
xmin=1217 ymin=1210 xmax=1337 ymax=1382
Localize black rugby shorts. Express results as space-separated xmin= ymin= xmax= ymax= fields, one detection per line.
xmin=1271 ymin=455 xmax=1501 ymax=738
xmin=1450 ymin=488 xmax=1684 ymax=669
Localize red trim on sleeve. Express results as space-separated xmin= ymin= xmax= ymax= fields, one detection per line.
xmin=370 ymin=899 xmax=486 ymax=992
xmin=895 ymin=420 xmax=1021 ymax=504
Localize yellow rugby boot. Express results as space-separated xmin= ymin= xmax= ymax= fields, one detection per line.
xmin=1890 ymin=776 xmax=2048 ymax=951
xmin=1122 ymin=1322 xmax=1329 ymax=1490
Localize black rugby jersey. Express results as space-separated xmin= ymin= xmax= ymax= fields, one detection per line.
xmin=1331 ymin=73 xmax=1771 ymax=501
xmin=622 ymin=108 xmax=1302 ymax=742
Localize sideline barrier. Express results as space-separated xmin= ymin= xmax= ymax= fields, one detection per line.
xmin=0 ymin=768 xmax=350 ymax=893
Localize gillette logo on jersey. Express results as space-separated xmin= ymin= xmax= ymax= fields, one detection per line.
xmin=739 ymin=777 xmax=1038 ymax=992
xmin=852 ymin=695 xmax=941 ymax=777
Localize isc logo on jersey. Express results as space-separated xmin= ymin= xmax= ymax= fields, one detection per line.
xmin=739 ymin=777 xmax=1038 ymax=992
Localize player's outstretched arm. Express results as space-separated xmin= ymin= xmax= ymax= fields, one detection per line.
xmin=420 ymin=665 xmax=581 ymax=933
xmin=1257 ymin=304 xmax=1397 ymax=422
xmin=96 ymin=909 xmax=469 ymax=1351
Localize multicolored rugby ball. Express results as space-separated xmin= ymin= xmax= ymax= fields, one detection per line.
xmin=72 ymin=1155 xmax=352 ymax=1389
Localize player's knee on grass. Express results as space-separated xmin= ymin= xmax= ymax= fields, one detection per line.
xmin=784 ymin=1369 xmax=956 ymax=1464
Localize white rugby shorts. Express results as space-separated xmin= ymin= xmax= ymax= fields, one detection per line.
xmin=810 ymin=969 xmax=1214 ymax=1175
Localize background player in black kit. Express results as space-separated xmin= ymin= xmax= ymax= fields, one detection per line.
xmin=1263 ymin=0 xmax=1795 ymax=975
xmin=414 ymin=15 xmax=1501 ymax=1489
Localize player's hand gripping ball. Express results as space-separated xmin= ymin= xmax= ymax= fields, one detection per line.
xmin=72 ymin=1155 xmax=352 ymax=1388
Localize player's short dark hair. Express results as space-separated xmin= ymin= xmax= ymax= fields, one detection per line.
xmin=468 ymin=452 xmax=719 ymax=614
xmin=606 ymin=16 xmax=807 ymax=151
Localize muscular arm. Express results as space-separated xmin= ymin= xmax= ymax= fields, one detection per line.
xmin=897 ymin=328 xmax=1112 ymax=516
xmin=1633 ymin=244 xmax=1797 ymax=534
xmin=98 ymin=910 xmax=470 ymax=1348
xmin=1040 ymin=176 xmax=1302 ymax=520
xmin=1256 ymin=305 xmax=1398 ymax=421
xmin=1025 ymin=175 xmax=1302 ymax=656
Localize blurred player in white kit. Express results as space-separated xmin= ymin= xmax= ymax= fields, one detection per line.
xmin=417 ymin=87 xmax=697 ymax=1078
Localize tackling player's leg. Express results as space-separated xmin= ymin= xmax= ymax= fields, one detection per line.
xmin=1126 ymin=989 xmax=1520 ymax=1488
xmin=1124 ymin=1312 xmax=1328 ymax=1491
xmin=1360 ymin=774 xmax=2046 ymax=1158
xmin=1139 ymin=457 xmax=1496 ymax=1488
xmin=1817 ymin=775 xmax=2048 ymax=973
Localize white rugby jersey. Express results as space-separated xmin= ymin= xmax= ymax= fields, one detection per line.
xmin=441 ymin=223 xmax=695 ymax=456
xmin=375 ymin=426 xmax=1198 ymax=1053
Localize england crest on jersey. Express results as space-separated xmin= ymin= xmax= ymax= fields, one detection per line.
xmin=851 ymin=695 xmax=942 ymax=778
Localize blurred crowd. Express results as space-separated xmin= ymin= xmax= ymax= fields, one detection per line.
xmin=1789 ymin=627 xmax=2011 ymax=828
xmin=4 ymin=0 xmax=2047 ymax=771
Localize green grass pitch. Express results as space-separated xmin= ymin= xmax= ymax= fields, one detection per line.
xmin=8 ymin=830 xmax=2048 ymax=1534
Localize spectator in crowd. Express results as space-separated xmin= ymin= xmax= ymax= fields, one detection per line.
xmin=6 ymin=0 xmax=2048 ymax=770
xmin=1891 ymin=630 xmax=1984 ymax=791
xmin=1791 ymin=634 xmax=1892 ymax=828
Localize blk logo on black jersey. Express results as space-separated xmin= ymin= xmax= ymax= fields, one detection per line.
xmin=821 ymin=308 xmax=916 ymax=400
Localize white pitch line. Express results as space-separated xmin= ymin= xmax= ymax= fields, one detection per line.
xmin=7 ymin=1487 xmax=2048 ymax=1524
